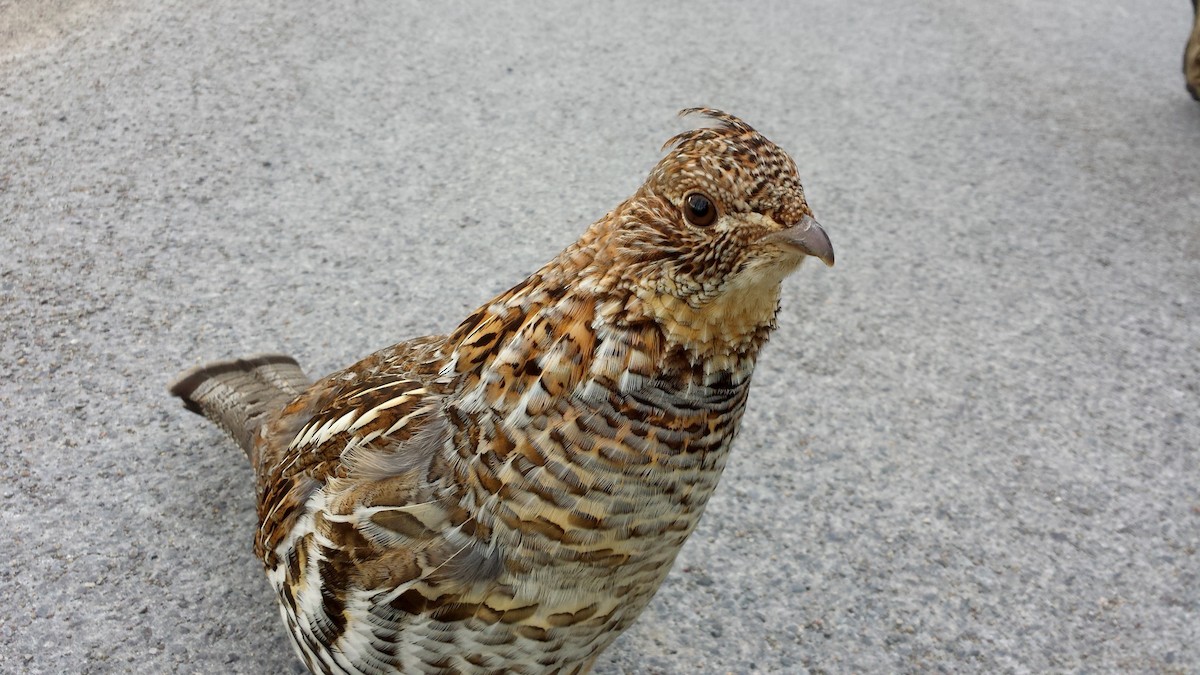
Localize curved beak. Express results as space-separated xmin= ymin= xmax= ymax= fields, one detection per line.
xmin=765 ymin=215 xmax=835 ymax=267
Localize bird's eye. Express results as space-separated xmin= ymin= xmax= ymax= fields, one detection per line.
xmin=684 ymin=192 xmax=717 ymax=227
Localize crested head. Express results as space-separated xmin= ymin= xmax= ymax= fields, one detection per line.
xmin=572 ymin=108 xmax=834 ymax=361
xmin=446 ymin=109 xmax=833 ymax=385
xmin=652 ymin=107 xmax=812 ymax=229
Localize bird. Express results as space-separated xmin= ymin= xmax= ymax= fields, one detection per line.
xmin=169 ymin=108 xmax=834 ymax=675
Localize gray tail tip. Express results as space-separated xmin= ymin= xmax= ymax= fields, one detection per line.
xmin=167 ymin=353 xmax=302 ymax=415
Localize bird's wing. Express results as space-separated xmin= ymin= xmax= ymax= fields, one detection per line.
xmin=253 ymin=335 xmax=499 ymax=589
xmin=250 ymin=337 xmax=509 ymax=665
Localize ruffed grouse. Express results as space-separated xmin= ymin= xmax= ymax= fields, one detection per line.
xmin=170 ymin=108 xmax=834 ymax=674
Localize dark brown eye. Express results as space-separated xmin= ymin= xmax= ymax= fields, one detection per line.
xmin=684 ymin=192 xmax=717 ymax=227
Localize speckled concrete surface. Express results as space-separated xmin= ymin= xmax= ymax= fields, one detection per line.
xmin=2 ymin=1 xmax=1198 ymax=672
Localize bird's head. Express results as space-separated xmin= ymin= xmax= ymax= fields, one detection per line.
xmin=446 ymin=109 xmax=832 ymax=383
xmin=582 ymin=108 xmax=834 ymax=361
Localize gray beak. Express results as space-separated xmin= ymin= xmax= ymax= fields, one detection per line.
xmin=768 ymin=215 xmax=835 ymax=267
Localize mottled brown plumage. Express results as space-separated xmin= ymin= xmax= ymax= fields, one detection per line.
xmin=169 ymin=108 xmax=833 ymax=674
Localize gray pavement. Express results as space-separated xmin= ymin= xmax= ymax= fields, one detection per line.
xmin=2 ymin=1 xmax=1198 ymax=673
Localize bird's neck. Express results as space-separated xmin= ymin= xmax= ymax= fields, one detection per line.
xmin=557 ymin=198 xmax=784 ymax=367
xmin=443 ymin=249 xmax=767 ymax=404
xmin=617 ymin=279 xmax=781 ymax=372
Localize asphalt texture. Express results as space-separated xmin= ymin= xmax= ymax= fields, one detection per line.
xmin=2 ymin=1 xmax=1198 ymax=673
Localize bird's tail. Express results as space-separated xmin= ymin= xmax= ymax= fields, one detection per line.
xmin=168 ymin=354 xmax=310 ymax=462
